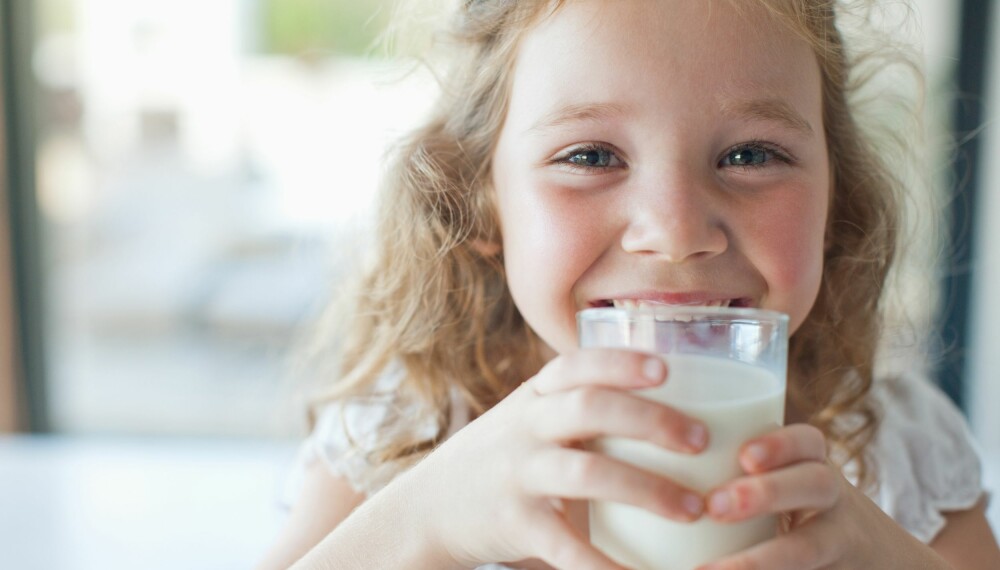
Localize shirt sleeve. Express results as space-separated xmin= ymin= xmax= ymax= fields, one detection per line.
xmin=281 ymin=363 xmax=472 ymax=508
xmin=864 ymin=372 xmax=985 ymax=543
xmin=281 ymin=363 xmax=440 ymax=505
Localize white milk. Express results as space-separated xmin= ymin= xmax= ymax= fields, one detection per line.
xmin=591 ymin=354 xmax=785 ymax=570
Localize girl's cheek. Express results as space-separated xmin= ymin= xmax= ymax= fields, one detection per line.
xmin=752 ymin=202 xmax=826 ymax=330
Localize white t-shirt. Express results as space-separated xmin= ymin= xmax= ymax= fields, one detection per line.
xmin=283 ymin=364 xmax=985 ymax=566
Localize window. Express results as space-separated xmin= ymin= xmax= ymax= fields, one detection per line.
xmin=31 ymin=0 xmax=435 ymax=436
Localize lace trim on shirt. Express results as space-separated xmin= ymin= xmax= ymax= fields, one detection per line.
xmin=283 ymin=363 xmax=469 ymax=503
xmin=854 ymin=372 xmax=984 ymax=543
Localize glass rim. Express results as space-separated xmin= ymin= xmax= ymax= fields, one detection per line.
xmin=577 ymin=305 xmax=790 ymax=324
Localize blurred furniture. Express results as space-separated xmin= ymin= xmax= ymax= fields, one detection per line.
xmin=0 ymin=435 xmax=299 ymax=569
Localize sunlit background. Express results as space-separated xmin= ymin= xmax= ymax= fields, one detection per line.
xmin=33 ymin=0 xmax=437 ymax=437
xmin=1 ymin=0 xmax=998 ymax=568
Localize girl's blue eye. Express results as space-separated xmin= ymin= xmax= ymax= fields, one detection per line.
xmin=568 ymin=148 xmax=615 ymax=167
xmin=720 ymin=143 xmax=794 ymax=169
xmin=723 ymin=146 xmax=771 ymax=167
xmin=558 ymin=145 xmax=622 ymax=171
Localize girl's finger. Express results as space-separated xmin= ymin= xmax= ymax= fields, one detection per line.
xmin=531 ymin=513 xmax=630 ymax=570
xmin=529 ymin=349 xmax=667 ymax=395
xmin=532 ymin=387 xmax=708 ymax=453
xmin=707 ymin=462 xmax=840 ymax=522
xmin=522 ymin=448 xmax=705 ymax=522
xmin=695 ymin=515 xmax=840 ymax=570
xmin=738 ymin=423 xmax=827 ymax=474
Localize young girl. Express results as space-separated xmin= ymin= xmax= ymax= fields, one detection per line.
xmin=260 ymin=0 xmax=1000 ymax=568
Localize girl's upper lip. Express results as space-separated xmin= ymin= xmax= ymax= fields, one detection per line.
xmin=588 ymin=291 xmax=751 ymax=306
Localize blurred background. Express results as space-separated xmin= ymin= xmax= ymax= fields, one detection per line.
xmin=0 ymin=0 xmax=997 ymax=568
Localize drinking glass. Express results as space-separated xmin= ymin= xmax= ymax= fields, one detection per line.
xmin=578 ymin=306 xmax=789 ymax=570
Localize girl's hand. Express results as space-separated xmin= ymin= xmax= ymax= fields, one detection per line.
xmin=697 ymin=424 xmax=949 ymax=570
xmin=404 ymin=349 xmax=710 ymax=570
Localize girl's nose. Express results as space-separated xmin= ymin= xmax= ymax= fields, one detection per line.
xmin=619 ymin=181 xmax=728 ymax=263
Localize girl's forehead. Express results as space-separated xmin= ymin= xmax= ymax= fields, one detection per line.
xmin=521 ymin=0 xmax=801 ymax=62
xmin=505 ymin=0 xmax=822 ymax=133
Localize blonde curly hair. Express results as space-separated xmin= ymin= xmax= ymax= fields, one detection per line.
xmin=302 ymin=0 xmax=924 ymax=493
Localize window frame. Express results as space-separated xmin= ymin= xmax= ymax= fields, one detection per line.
xmin=939 ymin=0 xmax=996 ymax=411
xmin=1 ymin=0 xmax=48 ymax=432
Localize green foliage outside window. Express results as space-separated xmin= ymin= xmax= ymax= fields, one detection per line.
xmin=261 ymin=0 xmax=391 ymax=57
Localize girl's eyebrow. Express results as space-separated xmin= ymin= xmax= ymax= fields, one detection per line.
xmin=719 ymin=98 xmax=815 ymax=136
xmin=526 ymin=102 xmax=631 ymax=134
xmin=525 ymin=98 xmax=814 ymax=137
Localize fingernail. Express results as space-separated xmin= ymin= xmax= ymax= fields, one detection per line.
xmin=683 ymin=493 xmax=704 ymax=516
xmin=708 ymin=490 xmax=731 ymax=516
xmin=642 ymin=357 xmax=665 ymax=383
xmin=745 ymin=443 xmax=767 ymax=466
xmin=687 ymin=424 xmax=708 ymax=450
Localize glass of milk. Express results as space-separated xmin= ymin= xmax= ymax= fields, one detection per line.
xmin=578 ymin=306 xmax=788 ymax=570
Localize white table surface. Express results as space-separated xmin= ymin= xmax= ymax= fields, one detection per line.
xmin=0 ymin=435 xmax=299 ymax=570
xmin=1 ymin=435 xmax=997 ymax=570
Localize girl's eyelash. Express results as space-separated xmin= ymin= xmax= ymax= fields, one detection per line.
xmin=552 ymin=143 xmax=625 ymax=173
xmin=719 ymin=141 xmax=796 ymax=168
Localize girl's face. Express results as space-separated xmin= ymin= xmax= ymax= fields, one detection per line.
xmin=492 ymin=0 xmax=830 ymax=356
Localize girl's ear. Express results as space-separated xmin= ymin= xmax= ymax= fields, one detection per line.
xmin=471 ymin=239 xmax=502 ymax=257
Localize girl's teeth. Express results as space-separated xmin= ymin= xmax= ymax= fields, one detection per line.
xmin=609 ymin=298 xmax=737 ymax=309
